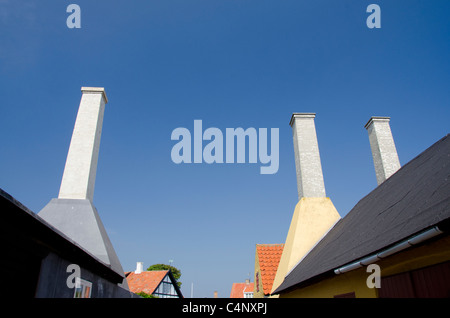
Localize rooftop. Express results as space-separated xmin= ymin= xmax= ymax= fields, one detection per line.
xmin=126 ymin=270 xmax=169 ymax=295
xmin=256 ymin=244 xmax=284 ymax=295
xmin=230 ymin=281 xmax=254 ymax=298
xmin=274 ymin=134 xmax=450 ymax=294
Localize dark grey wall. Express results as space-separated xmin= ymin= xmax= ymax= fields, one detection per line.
xmin=35 ymin=253 xmax=138 ymax=298
xmin=1 ymin=189 xmax=139 ymax=298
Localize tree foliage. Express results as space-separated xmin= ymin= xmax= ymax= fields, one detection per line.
xmin=136 ymin=291 xmax=158 ymax=298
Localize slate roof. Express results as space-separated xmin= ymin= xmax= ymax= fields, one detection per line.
xmin=274 ymin=134 xmax=450 ymax=294
xmin=256 ymin=244 xmax=284 ymax=295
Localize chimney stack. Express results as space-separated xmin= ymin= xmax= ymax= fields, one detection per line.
xmin=39 ymin=87 xmax=128 ymax=290
xmin=135 ymin=262 xmax=144 ymax=274
xmin=272 ymin=113 xmax=340 ymax=295
xmin=364 ymin=117 xmax=401 ymax=185
xmin=58 ymin=87 xmax=108 ymax=202
xmin=289 ymin=113 xmax=326 ymax=199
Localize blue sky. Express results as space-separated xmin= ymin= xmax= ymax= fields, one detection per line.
xmin=1 ymin=1 xmax=449 ymax=298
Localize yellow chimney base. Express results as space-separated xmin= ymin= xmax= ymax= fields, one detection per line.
xmin=271 ymin=197 xmax=341 ymax=295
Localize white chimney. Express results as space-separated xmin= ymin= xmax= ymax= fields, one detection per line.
xmin=58 ymin=87 xmax=108 ymax=202
xmin=135 ymin=262 xmax=144 ymax=274
xmin=289 ymin=113 xmax=326 ymax=199
xmin=38 ymin=87 xmax=129 ymax=290
xmin=364 ymin=116 xmax=401 ymax=185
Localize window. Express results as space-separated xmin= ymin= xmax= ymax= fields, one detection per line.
xmin=73 ymin=277 xmax=92 ymax=298
xmin=153 ymin=275 xmax=180 ymax=298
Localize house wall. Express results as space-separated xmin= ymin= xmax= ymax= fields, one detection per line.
xmin=254 ymin=250 xmax=264 ymax=298
xmin=153 ymin=272 xmax=183 ymax=298
xmin=35 ymin=252 xmax=135 ymax=298
xmin=280 ymin=234 xmax=450 ymax=298
xmin=280 ymin=266 xmax=377 ymax=298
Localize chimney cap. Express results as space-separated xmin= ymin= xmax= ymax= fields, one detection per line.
xmin=135 ymin=261 xmax=144 ymax=274
xmin=81 ymin=87 xmax=108 ymax=104
xmin=289 ymin=113 xmax=316 ymax=127
xmin=364 ymin=116 xmax=391 ymax=129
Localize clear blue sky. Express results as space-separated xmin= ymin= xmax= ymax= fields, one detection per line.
xmin=1 ymin=1 xmax=449 ymax=298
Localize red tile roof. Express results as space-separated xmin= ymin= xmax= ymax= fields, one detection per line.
xmin=126 ymin=270 xmax=168 ymax=295
xmin=256 ymin=244 xmax=284 ymax=295
xmin=230 ymin=281 xmax=254 ymax=298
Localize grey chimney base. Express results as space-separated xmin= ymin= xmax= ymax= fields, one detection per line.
xmin=39 ymin=198 xmax=128 ymax=289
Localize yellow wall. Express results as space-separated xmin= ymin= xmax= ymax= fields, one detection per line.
xmin=281 ymin=266 xmax=377 ymax=298
xmin=253 ymin=247 xmax=265 ymax=298
xmin=280 ymin=234 xmax=450 ymax=298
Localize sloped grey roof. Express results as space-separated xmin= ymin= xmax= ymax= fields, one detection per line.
xmin=274 ymin=134 xmax=450 ymax=294
xmin=0 ymin=188 xmax=125 ymax=285
xmin=39 ymin=198 xmax=127 ymax=281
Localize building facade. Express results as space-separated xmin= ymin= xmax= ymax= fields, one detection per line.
xmin=272 ymin=114 xmax=450 ymax=298
xmin=1 ymin=87 xmax=136 ymax=298
xmin=126 ymin=263 xmax=183 ymax=298
xmin=230 ymin=280 xmax=254 ymax=298
xmin=1 ymin=188 xmax=135 ymax=298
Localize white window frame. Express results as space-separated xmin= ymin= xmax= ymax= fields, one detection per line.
xmin=73 ymin=277 xmax=92 ymax=298
xmin=243 ymin=291 xmax=253 ymax=298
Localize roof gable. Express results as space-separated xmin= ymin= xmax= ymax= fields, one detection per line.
xmin=230 ymin=282 xmax=254 ymax=298
xmin=275 ymin=134 xmax=450 ymax=294
xmin=126 ymin=270 xmax=169 ymax=295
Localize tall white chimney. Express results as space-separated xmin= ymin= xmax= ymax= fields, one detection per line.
xmin=58 ymin=87 xmax=108 ymax=202
xmin=364 ymin=116 xmax=401 ymax=185
xmin=289 ymin=113 xmax=326 ymax=199
xmin=39 ymin=87 xmax=129 ymax=290
xmin=135 ymin=262 xmax=144 ymax=274
xmin=271 ymin=113 xmax=340 ymax=295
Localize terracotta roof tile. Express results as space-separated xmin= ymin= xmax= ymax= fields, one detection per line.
xmin=230 ymin=282 xmax=254 ymax=298
xmin=256 ymin=244 xmax=284 ymax=295
xmin=126 ymin=270 xmax=169 ymax=295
